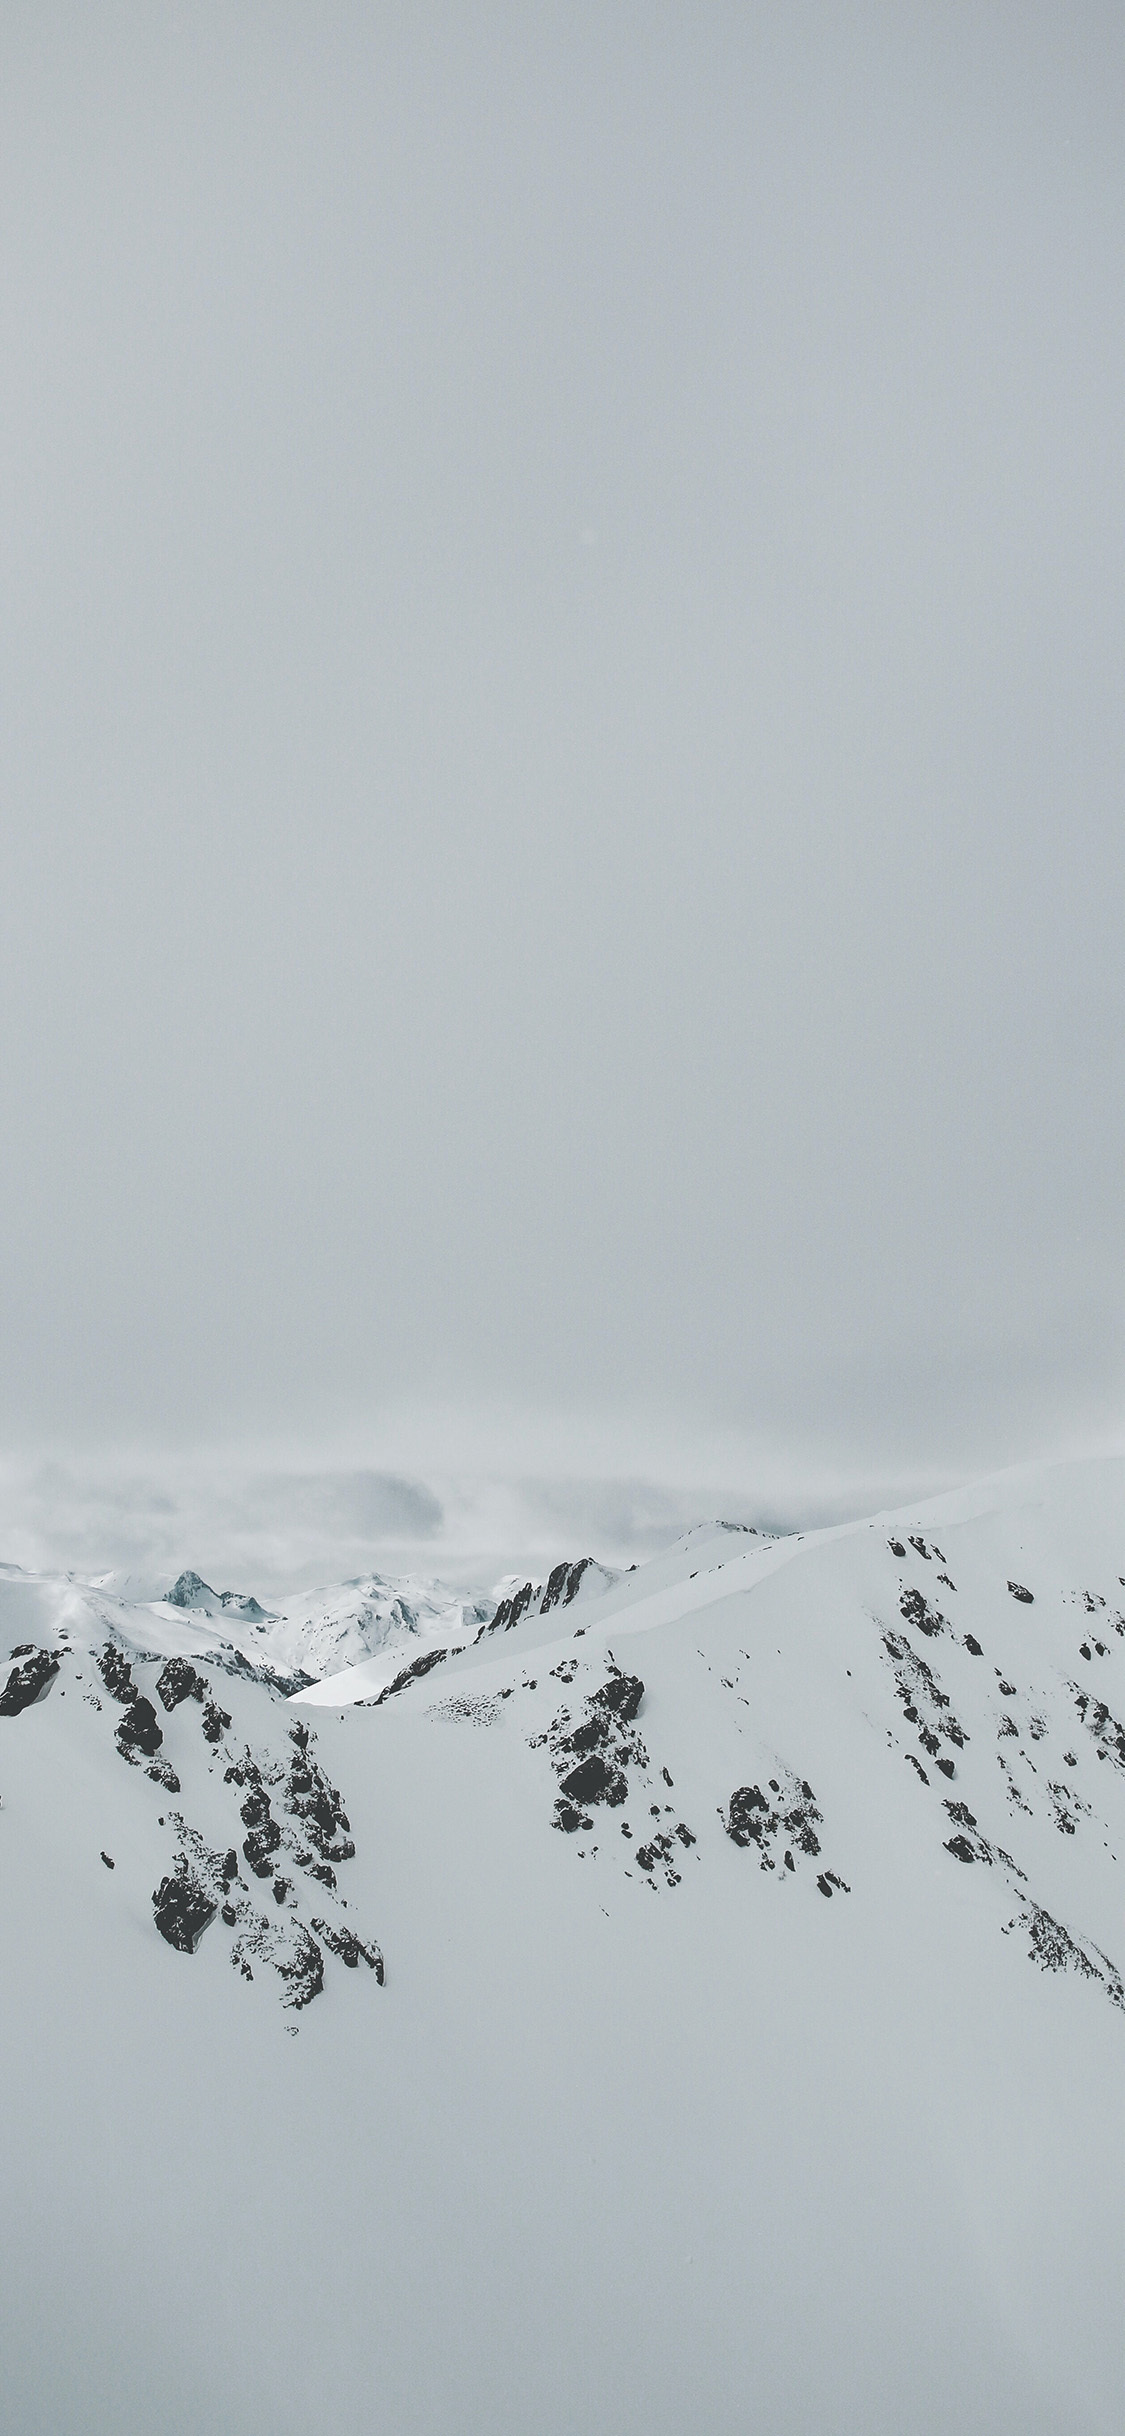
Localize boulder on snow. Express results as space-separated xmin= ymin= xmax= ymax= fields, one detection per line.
xmin=116 ymin=1697 xmax=164 ymax=1760
xmin=0 ymin=1649 xmax=59 ymax=1715
xmin=153 ymin=1870 xmax=217 ymax=1952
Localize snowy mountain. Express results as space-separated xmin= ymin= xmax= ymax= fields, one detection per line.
xmin=0 ymin=1555 xmax=504 ymax=1698
xmin=4 ymin=1459 xmax=1125 ymax=2435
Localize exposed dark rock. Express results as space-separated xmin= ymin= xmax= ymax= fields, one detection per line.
xmin=1072 ymin=1688 xmax=1125 ymax=1769
xmin=304 ymin=1860 xmax=337 ymax=1889
xmin=116 ymin=1697 xmax=164 ymax=1760
xmin=277 ymin=1926 xmax=325 ymax=2010
xmin=153 ymin=1869 xmax=216 ymax=1952
xmin=882 ymin=1631 xmax=967 ymax=1754
xmin=887 ymin=1539 xmax=906 ymax=1558
xmin=1008 ymin=1581 xmax=1034 ymax=1604
xmin=945 ymin=1834 xmax=977 ymax=1864
xmin=590 ymin=1673 xmax=644 ymax=1724
xmin=201 ymin=1698 xmax=231 ymax=1744
xmin=725 ymin=1784 xmax=768 ymax=1846
xmin=283 ymin=1741 xmax=355 ymax=1861
xmin=725 ymin=1772 xmax=826 ymax=1876
xmin=206 ymin=1647 xmax=314 ymax=1695
xmin=375 ymin=1646 xmax=450 ymax=1703
xmin=540 ymin=1558 xmax=595 ymax=1614
xmin=97 ymin=1644 xmax=137 ymax=1703
xmin=560 ymin=1751 xmax=627 ymax=1807
xmin=964 ymin=1635 xmax=984 ymax=1656
xmin=312 ymin=1917 xmax=385 ymax=1981
xmin=483 ymin=1580 xmax=539 ymax=1636
xmin=900 ymin=1586 xmax=946 ymax=1638
xmin=101 ymin=1851 xmax=115 ymax=1869
xmin=155 ymin=1656 xmax=208 ymax=1711
xmin=0 ymin=1649 xmax=59 ymax=1715
xmin=243 ymin=1820 xmax=282 ymax=1876
xmin=146 ymin=1759 xmax=181 ymax=1792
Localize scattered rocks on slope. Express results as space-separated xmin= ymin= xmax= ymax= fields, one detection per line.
xmin=0 ymin=1649 xmax=59 ymax=1715
xmin=312 ymin=1917 xmax=385 ymax=1981
xmin=723 ymin=1771 xmax=834 ymax=1884
xmin=1071 ymin=1688 xmax=1125 ymax=1769
xmin=882 ymin=1630 xmax=967 ymax=1774
xmin=1010 ymin=1903 xmax=1125 ymax=2006
xmin=899 ymin=1587 xmax=947 ymax=1639
xmin=544 ymin=1673 xmax=646 ymax=1828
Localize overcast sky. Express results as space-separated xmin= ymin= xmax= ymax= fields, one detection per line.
xmin=1 ymin=5 xmax=1123 ymax=1579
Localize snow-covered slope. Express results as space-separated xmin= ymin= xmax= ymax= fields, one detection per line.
xmin=4 ymin=1458 xmax=1125 ymax=2435
xmin=0 ymin=1557 xmax=504 ymax=1698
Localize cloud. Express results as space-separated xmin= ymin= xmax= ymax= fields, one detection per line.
xmin=246 ymin=1472 xmax=444 ymax=1542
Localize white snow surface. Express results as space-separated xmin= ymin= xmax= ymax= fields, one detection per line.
xmin=4 ymin=1455 xmax=1125 ymax=2434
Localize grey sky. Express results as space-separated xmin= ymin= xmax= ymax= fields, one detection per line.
xmin=1 ymin=5 xmax=1123 ymax=1572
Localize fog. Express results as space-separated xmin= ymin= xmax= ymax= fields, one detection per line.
xmin=1 ymin=5 xmax=1122 ymax=1574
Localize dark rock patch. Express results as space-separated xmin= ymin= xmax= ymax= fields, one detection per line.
xmin=155 ymin=1657 xmax=208 ymax=1712
xmin=97 ymin=1644 xmax=137 ymax=1704
xmin=590 ymin=1672 xmax=645 ymax=1724
xmin=374 ymin=1646 xmax=450 ymax=1704
xmin=899 ymin=1586 xmax=947 ymax=1638
xmin=153 ymin=1868 xmax=216 ymax=1953
xmin=116 ymin=1697 xmax=164 ymax=1761
xmin=724 ymin=1773 xmax=823 ymax=1871
xmin=560 ymin=1751 xmax=627 ymax=1807
xmin=312 ymin=1917 xmax=385 ymax=1981
xmin=146 ymin=1758 xmax=181 ymax=1792
xmin=0 ymin=1649 xmax=59 ymax=1715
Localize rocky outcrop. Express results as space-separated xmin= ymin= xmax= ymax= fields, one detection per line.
xmin=155 ymin=1657 xmax=208 ymax=1711
xmin=153 ymin=1867 xmax=217 ymax=1952
xmin=116 ymin=1696 xmax=164 ymax=1761
xmin=0 ymin=1649 xmax=59 ymax=1715
xmin=374 ymin=1645 xmax=450 ymax=1704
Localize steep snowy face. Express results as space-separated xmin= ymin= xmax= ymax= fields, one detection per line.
xmin=5 ymin=1459 xmax=1125 ymax=2436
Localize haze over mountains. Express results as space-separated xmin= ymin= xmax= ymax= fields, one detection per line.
xmin=4 ymin=1455 xmax=1125 ymax=2434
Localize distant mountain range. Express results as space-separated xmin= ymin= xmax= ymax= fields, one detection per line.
xmin=3 ymin=1461 xmax=1124 ymax=2434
